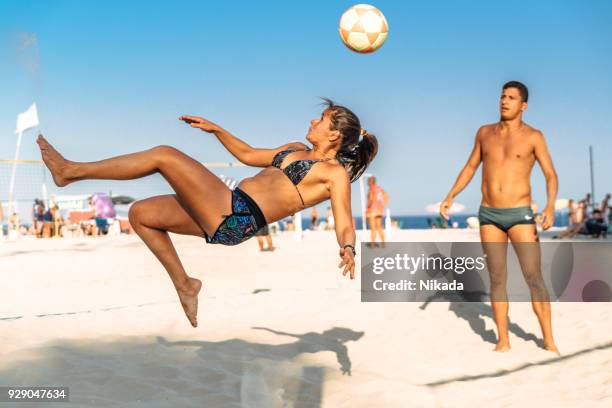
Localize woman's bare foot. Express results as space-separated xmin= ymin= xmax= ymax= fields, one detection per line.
xmin=544 ymin=343 xmax=560 ymax=356
xmin=36 ymin=134 xmax=74 ymax=187
xmin=494 ymin=340 xmax=511 ymax=352
xmin=177 ymin=277 xmax=202 ymax=327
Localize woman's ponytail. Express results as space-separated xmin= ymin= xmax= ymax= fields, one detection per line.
xmin=323 ymin=98 xmax=378 ymax=182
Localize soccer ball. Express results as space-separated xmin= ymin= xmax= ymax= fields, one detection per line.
xmin=338 ymin=4 xmax=388 ymax=54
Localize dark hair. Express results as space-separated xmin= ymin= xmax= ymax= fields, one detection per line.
xmin=321 ymin=98 xmax=378 ymax=182
xmin=503 ymin=81 xmax=529 ymax=102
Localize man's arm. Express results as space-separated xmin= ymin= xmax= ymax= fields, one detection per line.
xmin=534 ymin=131 xmax=558 ymax=230
xmin=329 ymin=167 xmax=356 ymax=279
xmin=440 ymin=129 xmax=483 ymax=219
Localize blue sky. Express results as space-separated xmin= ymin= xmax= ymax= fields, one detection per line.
xmin=1 ymin=0 xmax=611 ymax=215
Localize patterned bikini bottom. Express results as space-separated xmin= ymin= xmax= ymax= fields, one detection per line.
xmin=204 ymin=187 xmax=267 ymax=246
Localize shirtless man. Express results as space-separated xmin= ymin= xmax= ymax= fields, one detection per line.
xmin=440 ymin=81 xmax=560 ymax=354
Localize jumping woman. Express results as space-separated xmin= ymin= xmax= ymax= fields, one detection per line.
xmin=37 ymin=99 xmax=378 ymax=327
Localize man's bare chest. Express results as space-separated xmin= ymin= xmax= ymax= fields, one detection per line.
xmin=481 ymin=135 xmax=534 ymax=163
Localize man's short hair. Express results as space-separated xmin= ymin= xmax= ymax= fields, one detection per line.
xmin=503 ymin=81 xmax=529 ymax=102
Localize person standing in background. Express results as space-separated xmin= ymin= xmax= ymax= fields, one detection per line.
xmin=325 ymin=206 xmax=335 ymax=230
xmin=255 ymin=225 xmax=275 ymax=251
xmin=310 ymin=207 xmax=318 ymax=230
xmin=568 ymin=199 xmax=576 ymax=226
xmin=41 ymin=205 xmax=54 ymax=238
xmin=33 ymin=199 xmax=45 ymax=238
xmin=601 ymin=193 xmax=610 ymax=229
xmin=581 ymin=193 xmax=593 ymax=212
xmin=366 ymin=176 xmax=389 ymax=247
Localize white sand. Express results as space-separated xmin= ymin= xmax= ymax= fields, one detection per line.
xmin=0 ymin=229 xmax=610 ymax=407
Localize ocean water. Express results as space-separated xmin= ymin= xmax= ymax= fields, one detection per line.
xmin=303 ymin=213 xmax=571 ymax=230
xmin=3 ymin=208 xmax=572 ymax=234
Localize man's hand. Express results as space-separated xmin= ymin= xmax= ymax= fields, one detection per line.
xmin=338 ymin=247 xmax=355 ymax=280
xmin=540 ymin=206 xmax=555 ymax=230
xmin=179 ymin=115 xmax=220 ymax=133
xmin=440 ymin=198 xmax=453 ymax=221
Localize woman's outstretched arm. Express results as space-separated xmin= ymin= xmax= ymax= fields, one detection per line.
xmin=180 ymin=115 xmax=307 ymax=167
xmin=329 ymin=166 xmax=356 ymax=279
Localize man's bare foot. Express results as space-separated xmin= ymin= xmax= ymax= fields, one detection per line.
xmin=494 ymin=341 xmax=511 ymax=352
xmin=544 ymin=343 xmax=560 ymax=356
xmin=36 ymin=134 xmax=74 ymax=187
xmin=177 ymin=277 xmax=202 ymax=327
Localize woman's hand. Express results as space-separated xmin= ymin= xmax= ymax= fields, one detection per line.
xmin=338 ymin=247 xmax=355 ymax=279
xmin=179 ymin=115 xmax=220 ymax=133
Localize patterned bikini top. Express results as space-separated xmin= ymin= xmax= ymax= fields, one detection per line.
xmin=271 ymin=148 xmax=333 ymax=208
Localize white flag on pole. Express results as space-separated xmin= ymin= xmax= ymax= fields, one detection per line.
xmin=16 ymin=103 xmax=39 ymax=134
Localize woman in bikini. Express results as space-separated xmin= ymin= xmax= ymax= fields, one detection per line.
xmin=37 ymin=99 xmax=378 ymax=327
xmin=365 ymin=176 xmax=389 ymax=247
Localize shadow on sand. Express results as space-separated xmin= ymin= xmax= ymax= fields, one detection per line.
xmin=0 ymin=326 xmax=363 ymax=408
xmin=426 ymin=340 xmax=612 ymax=386
xmin=420 ymin=291 xmax=543 ymax=348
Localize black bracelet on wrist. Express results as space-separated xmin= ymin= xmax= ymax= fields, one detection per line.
xmin=342 ymin=244 xmax=356 ymax=255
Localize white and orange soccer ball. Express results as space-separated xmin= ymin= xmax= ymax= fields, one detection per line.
xmin=338 ymin=4 xmax=389 ymax=54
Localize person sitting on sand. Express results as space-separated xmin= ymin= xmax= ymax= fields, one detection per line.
xmin=36 ymin=99 xmax=378 ymax=327
xmin=584 ymin=209 xmax=607 ymax=238
xmin=555 ymin=200 xmax=587 ymax=239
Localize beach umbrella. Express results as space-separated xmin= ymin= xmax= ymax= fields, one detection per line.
xmin=111 ymin=195 xmax=136 ymax=205
xmin=91 ymin=193 xmax=116 ymax=218
xmin=425 ymin=201 xmax=465 ymax=214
